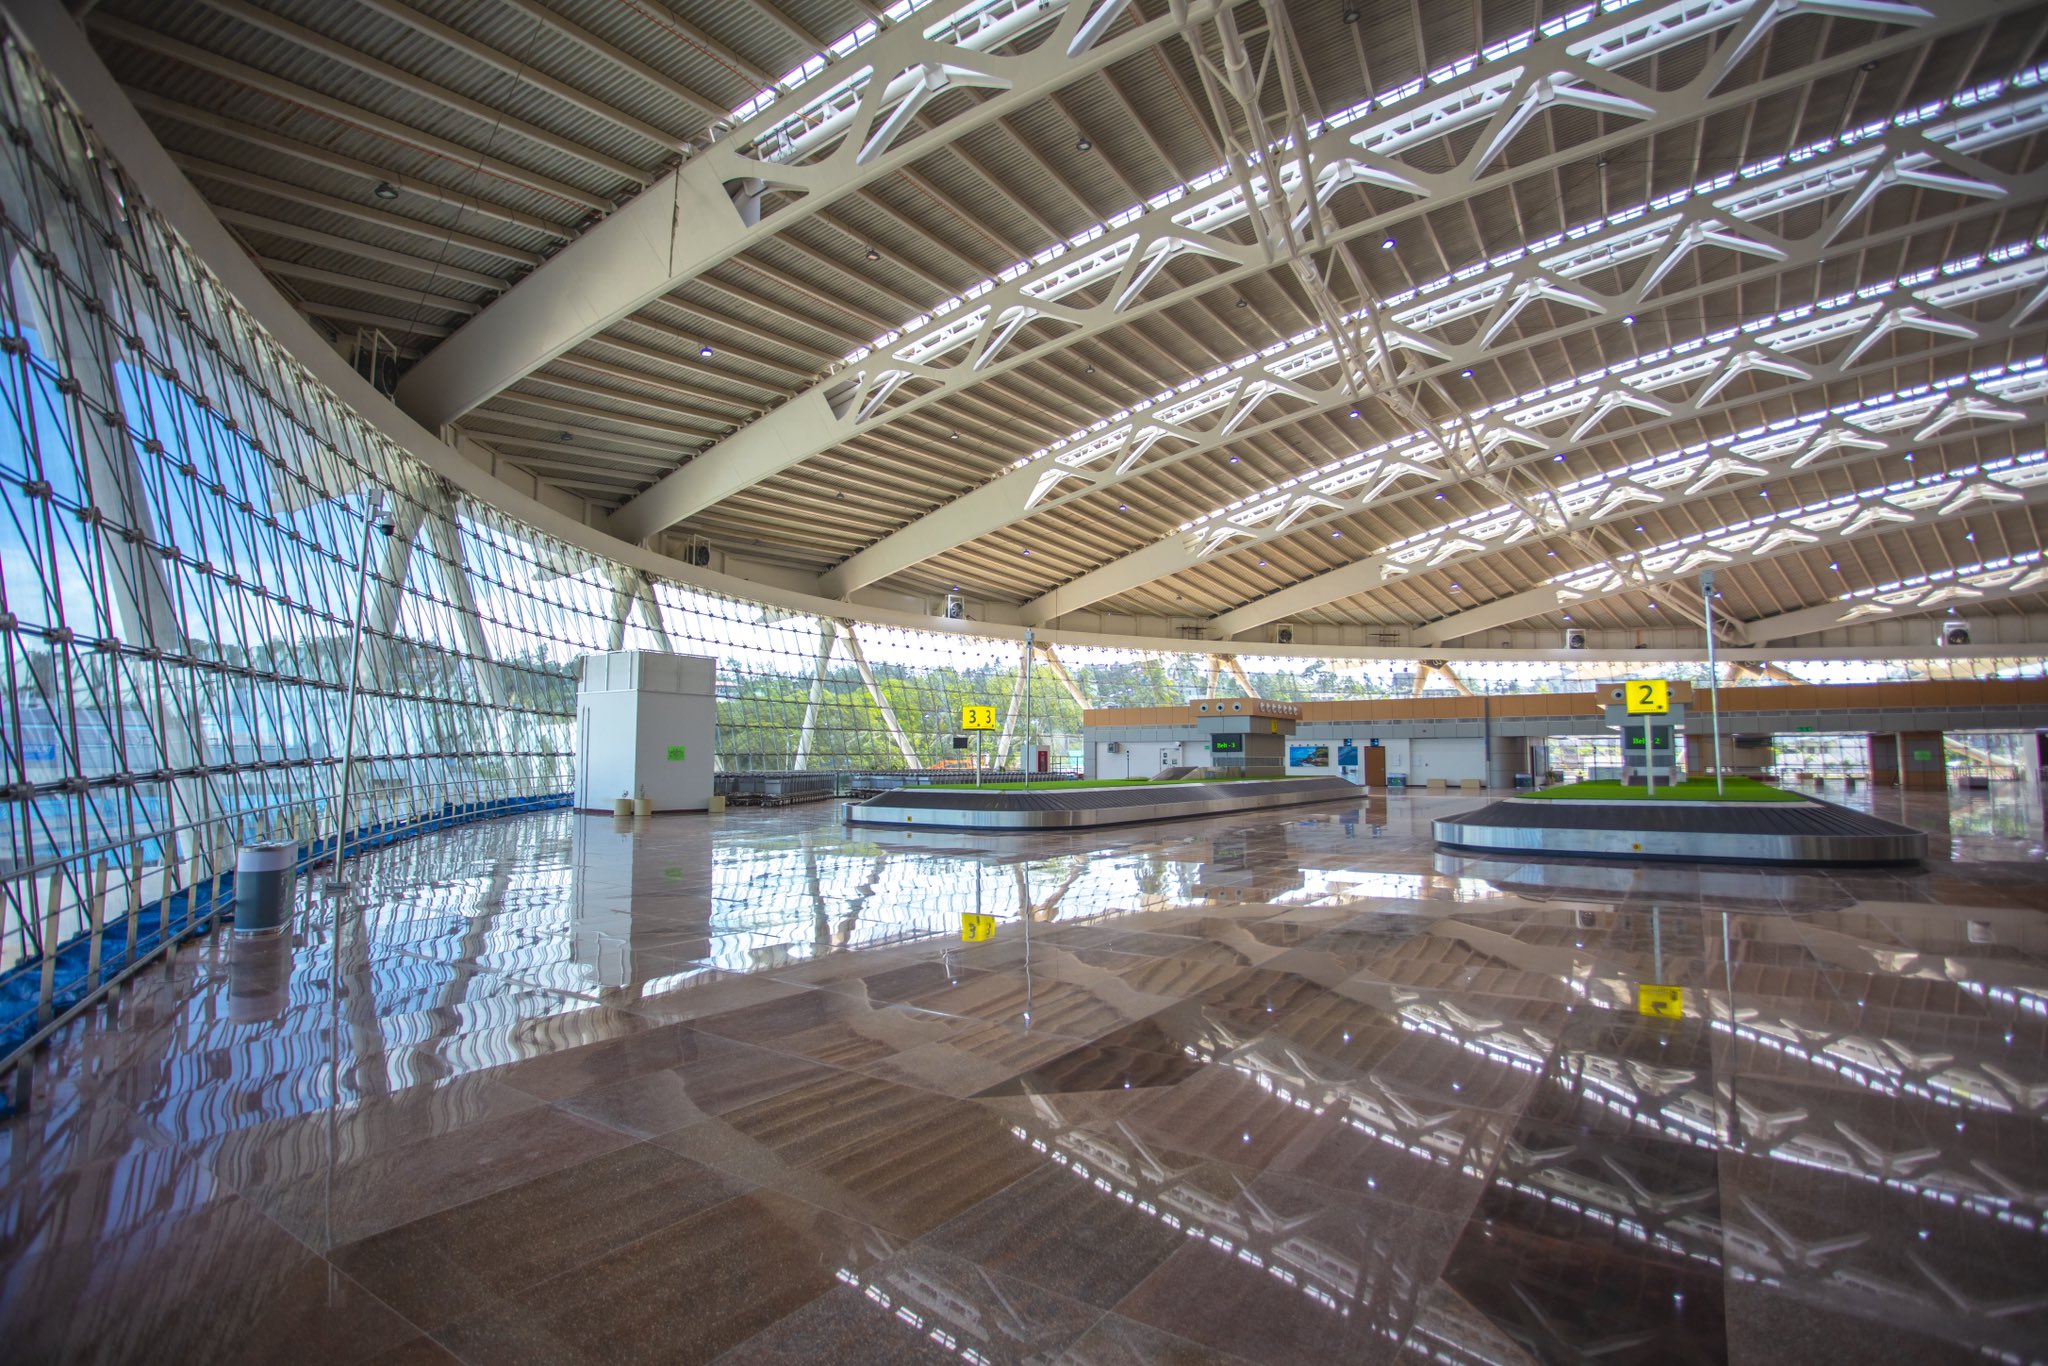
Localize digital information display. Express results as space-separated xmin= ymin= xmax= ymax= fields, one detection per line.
xmin=1209 ymin=735 xmax=1244 ymax=753
xmin=1624 ymin=726 xmax=1674 ymax=750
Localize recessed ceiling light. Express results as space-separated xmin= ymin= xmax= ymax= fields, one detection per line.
xmin=558 ymin=430 xmax=572 ymax=442
xmin=1381 ymin=237 xmax=1396 ymax=250
xmin=1118 ymin=503 xmax=1127 ymax=510
xmin=865 ymin=247 xmax=880 ymax=262
xmin=1460 ymin=368 xmax=1473 ymax=378
xmin=1562 ymin=614 xmax=1572 ymax=621
xmin=1966 ymin=531 xmax=1976 ymax=540
xmin=1634 ymin=525 xmax=1645 ymax=532
xmin=1342 ymin=6 xmax=1359 ymax=21
xmin=1648 ymin=602 xmax=1658 ymax=610
xmin=1085 ymin=364 xmax=1095 ymax=374
xmin=1332 ymin=531 xmax=1342 ymax=538
xmin=699 ymin=345 xmax=713 ymax=358
xmin=1022 ymin=548 xmax=1032 ymax=555
xmin=1829 ymin=561 xmax=1840 ymax=570
xmin=1450 ymin=583 xmax=1461 ymax=591
xmin=1434 ymin=492 xmax=1445 ymax=499
xmin=1553 ymin=453 xmax=1565 ymax=461
xmin=1075 ymin=135 xmax=1092 ymax=152
xmin=373 ymin=180 xmax=399 ymax=200
xmin=1235 ymin=297 xmax=1248 ymax=308
xmin=950 ymin=431 xmax=959 ymax=440
xmin=1904 ymin=452 xmax=1915 ymax=461
xmin=1258 ymin=559 xmax=1267 ymax=566
xmin=1622 ymin=314 xmax=1636 ymax=326
xmin=1348 ymin=408 xmax=1360 ymax=418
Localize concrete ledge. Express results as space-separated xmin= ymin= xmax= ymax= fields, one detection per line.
xmin=845 ymin=777 xmax=1361 ymax=831
xmin=1432 ymin=796 xmax=1925 ymax=866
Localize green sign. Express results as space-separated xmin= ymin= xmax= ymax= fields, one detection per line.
xmin=1796 ymin=726 xmax=1814 ymax=733
xmin=666 ymin=744 xmax=687 ymax=761
xmin=1913 ymin=749 xmax=1933 ymax=761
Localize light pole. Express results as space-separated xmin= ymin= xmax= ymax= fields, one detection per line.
xmin=1701 ymin=569 xmax=1725 ymax=796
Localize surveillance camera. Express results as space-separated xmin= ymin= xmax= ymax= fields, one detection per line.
xmin=376 ymin=520 xmax=396 ymax=537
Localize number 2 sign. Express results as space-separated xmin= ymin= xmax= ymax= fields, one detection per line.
xmin=1624 ymin=679 xmax=1670 ymax=714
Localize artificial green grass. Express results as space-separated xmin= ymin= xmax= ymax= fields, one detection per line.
xmin=922 ymin=773 xmax=1309 ymax=791
xmin=1524 ymin=776 xmax=1805 ymax=803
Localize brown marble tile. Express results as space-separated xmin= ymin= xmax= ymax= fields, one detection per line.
xmin=723 ymin=1246 xmax=1102 ymax=1366
xmin=922 ymin=1163 xmax=1190 ymax=1307
xmin=239 ymin=1103 xmax=634 ymax=1248
xmin=331 ymin=1141 xmax=750 ymax=1328
xmin=0 ymin=1194 xmax=416 ymax=1364
xmin=431 ymin=1192 xmax=893 ymax=1365
xmin=553 ymin=1035 xmax=838 ymax=1137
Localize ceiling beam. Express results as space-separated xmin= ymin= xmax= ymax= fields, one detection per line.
xmin=187 ymin=0 xmax=648 ymax=184
xmin=215 ymin=207 xmax=509 ymax=291
xmin=127 ymin=89 xmax=569 ymax=238
xmin=490 ymin=0 xmax=727 ymax=122
xmin=355 ymin=0 xmax=686 ymax=154
xmin=173 ymin=154 xmax=545 ymax=265
xmin=254 ymin=256 xmax=480 ymax=314
xmin=393 ymin=0 xmax=1191 ymax=428
xmin=598 ymin=0 xmax=1986 ymax=550
xmin=1745 ymin=558 xmax=2048 ymax=642
xmin=91 ymin=16 xmax=609 ymax=211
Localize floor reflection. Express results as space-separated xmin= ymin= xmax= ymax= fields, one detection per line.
xmin=2 ymin=789 xmax=2045 ymax=1363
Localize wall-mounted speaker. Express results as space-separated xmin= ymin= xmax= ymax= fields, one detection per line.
xmin=1563 ymin=628 xmax=1588 ymax=650
xmin=1941 ymin=621 xmax=1971 ymax=647
xmin=944 ymin=595 xmax=967 ymax=620
xmin=1276 ymin=626 xmax=1294 ymax=645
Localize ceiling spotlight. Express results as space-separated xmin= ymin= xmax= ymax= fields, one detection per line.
xmin=373 ymin=180 xmax=400 ymax=200
xmin=1332 ymin=531 xmax=1342 ymax=538
xmin=1084 ymin=364 xmax=1095 ymax=374
xmin=1118 ymin=503 xmax=1127 ymax=510
xmin=1434 ymin=492 xmax=1446 ymax=499
xmin=1460 ymin=368 xmax=1473 ymax=378
xmin=1380 ymin=237 xmax=1396 ymax=250
xmin=1229 ymin=455 xmax=1240 ymax=462
xmin=1648 ymin=602 xmax=1659 ymax=610
xmin=1348 ymin=408 xmax=1360 ymax=419
xmin=1829 ymin=561 xmax=1840 ymax=570
xmin=1076 ymin=134 xmax=1092 ymax=152
xmin=1966 ymin=531 xmax=1976 ymax=540
xmin=949 ymin=431 xmax=960 ymax=441
xmin=1258 ymin=559 xmax=1267 ymax=566
xmin=1621 ymin=314 xmax=1636 ymax=326
xmin=1562 ymin=613 xmax=1572 ymax=621
xmin=1904 ymin=452 xmax=1916 ymax=462
xmin=865 ymin=246 xmax=880 ymax=262
xmin=1235 ymin=297 xmax=1248 ymax=307
xmin=558 ymin=430 xmax=572 ymax=442
xmin=1450 ymin=583 xmax=1461 ymax=591
xmin=1553 ymin=453 xmax=1565 ymax=461
xmin=1634 ymin=525 xmax=1646 ymax=533
xmin=699 ymin=345 xmax=713 ymax=358
xmin=1342 ymin=6 xmax=1359 ymax=21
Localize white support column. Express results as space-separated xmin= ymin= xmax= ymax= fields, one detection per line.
xmin=994 ymin=643 xmax=1031 ymax=769
xmin=604 ymin=569 xmax=635 ymax=652
xmin=792 ymin=620 xmax=836 ymax=769
xmin=632 ymin=574 xmax=675 ymax=653
xmin=1038 ymin=645 xmax=1088 ymax=710
xmin=418 ymin=498 xmax=506 ymax=708
xmin=840 ymin=622 xmax=919 ymax=770
xmin=1204 ymin=656 xmax=1223 ymax=700
xmin=1220 ymin=655 xmax=1257 ymax=698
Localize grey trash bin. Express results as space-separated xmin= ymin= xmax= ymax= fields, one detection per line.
xmin=234 ymin=843 xmax=296 ymax=935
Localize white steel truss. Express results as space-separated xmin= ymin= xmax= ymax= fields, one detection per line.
xmin=1400 ymin=445 xmax=2048 ymax=645
xmin=1039 ymin=236 xmax=2048 ymax=627
xmin=600 ymin=0 xmax=1982 ymax=551
xmin=893 ymin=75 xmax=2048 ymax=609
xmin=1744 ymin=551 xmax=2048 ymax=642
xmin=393 ymin=0 xmax=1197 ymax=431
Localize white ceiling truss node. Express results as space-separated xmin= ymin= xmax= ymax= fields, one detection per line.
xmin=1823 ymin=134 xmax=2009 ymax=246
xmin=1570 ymin=387 xmax=1675 ymax=443
xmin=1479 ymin=272 xmax=1608 ymax=348
xmin=1711 ymin=0 xmax=1933 ymax=86
xmin=1914 ymin=393 xmax=2028 ymax=440
xmin=1637 ymin=218 xmax=1788 ymax=297
xmin=616 ymin=0 xmax=2012 ymax=560
xmin=1470 ymin=69 xmax=1658 ymax=175
xmin=1839 ymin=303 xmax=1981 ymax=367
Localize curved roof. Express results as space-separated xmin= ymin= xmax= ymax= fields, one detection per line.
xmin=84 ymin=0 xmax=2048 ymax=646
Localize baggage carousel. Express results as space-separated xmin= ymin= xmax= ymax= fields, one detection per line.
xmin=1433 ymin=795 xmax=1926 ymax=865
xmin=844 ymin=776 xmax=1361 ymax=831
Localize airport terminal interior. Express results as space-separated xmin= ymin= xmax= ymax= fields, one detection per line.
xmin=3 ymin=0 xmax=2048 ymax=1360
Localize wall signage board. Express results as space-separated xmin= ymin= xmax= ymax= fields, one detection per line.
xmin=960 ymin=914 xmax=996 ymax=943
xmin=1624 ymin=679 xmax=1670 ymax=714
xmin=666 ymin=745 xmax=687 ymax=761
xmin=1210 ymin=735 xmax=1244 ymax=753
xmin=961 ymin=705 xmax=997 ymax=731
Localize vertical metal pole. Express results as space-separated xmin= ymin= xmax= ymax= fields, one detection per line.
xmin=975 ymin=730 xmax=981 ymax=789
xmin=1644 ymin=717 xmax=1654 ymax=797
xmin=1021 ymin=630 xmax=1034 ymax=790
xmin=1702 ymin=571 xmax=1725 ymax=796
xmin=326 ymin=505 xmax=387 ymax=889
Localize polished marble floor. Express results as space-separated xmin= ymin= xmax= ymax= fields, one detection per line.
xmin=3 ymin=787 xmax=2047 ymax=1364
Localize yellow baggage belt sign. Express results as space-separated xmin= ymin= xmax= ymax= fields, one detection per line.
xmin=1624 ymin=679 xmax=1670 ymax=714
xmin=961 ymin=705 xmax=997 ymax=731
xmin=960 ymin=913 xmax=996 ymax=943
xmin=1637 ymin=983 xmax=1685 ymax=1018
